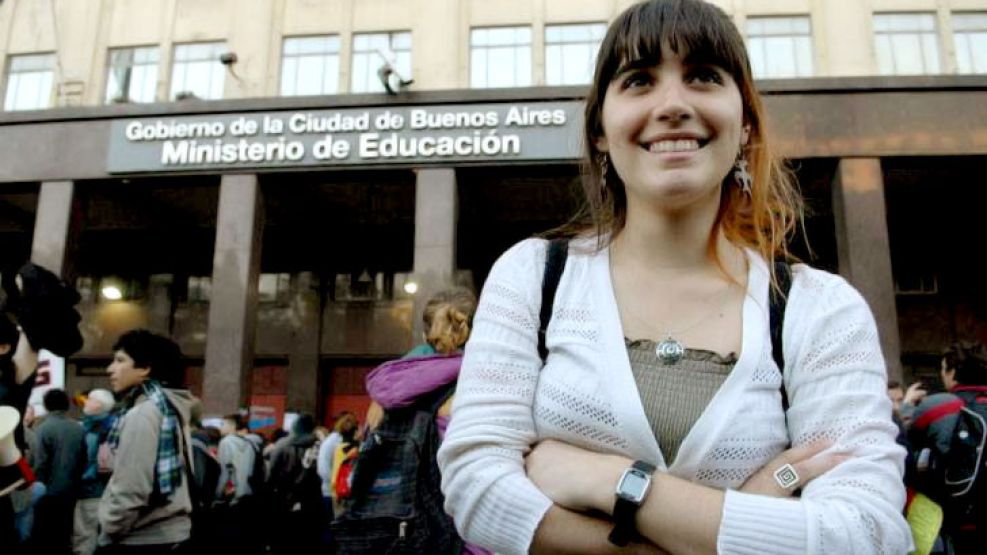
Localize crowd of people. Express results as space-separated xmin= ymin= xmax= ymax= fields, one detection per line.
xmin=1 ymin=330 xmax=374 ymax=555
xmin=1 ymin=276 xmax=480 ymax=555
xmin=2 ymin=1 xmax=986 ymax=554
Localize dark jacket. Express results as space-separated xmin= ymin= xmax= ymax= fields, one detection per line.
xmin=33 ymin=410 xmax=86 ymax=497
xmin=267 ymin=432 xmax=319 ymax=511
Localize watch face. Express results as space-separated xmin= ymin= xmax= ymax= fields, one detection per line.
xmin=616 ymin=468 xmax=651 ymax=503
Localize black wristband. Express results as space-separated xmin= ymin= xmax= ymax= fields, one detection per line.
xmin=608 ymin=460 xmax=656 ymax=546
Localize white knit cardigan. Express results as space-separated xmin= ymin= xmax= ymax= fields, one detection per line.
xmin=437 ymin=237 xmax=911 ymax=555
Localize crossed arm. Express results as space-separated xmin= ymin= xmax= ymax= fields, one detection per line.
xmin=527 ymin=440 xmax=843 ymax=555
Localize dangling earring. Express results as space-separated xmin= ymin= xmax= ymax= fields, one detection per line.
xmin=733 ymin=153 xmax=752 ymax=196
xmin=599 ymin=155 xmax=609 ymax=203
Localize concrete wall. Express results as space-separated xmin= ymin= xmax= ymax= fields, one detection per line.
xmin=2 ymin=0 xmax=986 ymax=108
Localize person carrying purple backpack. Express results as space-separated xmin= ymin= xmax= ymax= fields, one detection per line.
xmin=331 ymin=287 xmax=488 ymax=554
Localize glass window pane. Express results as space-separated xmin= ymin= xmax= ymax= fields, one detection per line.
xmin=795 ymin=37 xmax=814 ymax=76
xmin=954 ymin=13 xmax=987 ymax=31
xmin=282 ymin=36 xmax=340 ymax=96
xmin=5 ymin=54 xmax=54 ymax=110
xmin=560 ymin=43 xmax=586 ymax=84
xmin=748 ymin=38 xmax=767 ymax=78
xmin=764 ymin=37 xmax=796 ymax=77
xmin=392 ymin=32 xmax=412 ymax=50
xmin=323 ymin=56 xmax=339 ymax=93
xmin=921 ymin=34 xmax=940 ymax=73
xmin=396 ymin=50 xmax=412 ymax=80
xmin=106 ymin=47 xmax=158 ymax=103
xmin=546 ymin=26 xmax=561 ymax=43
xmin=968 ymin=33 xmax=987 ymax=73
xmin=281 ymin=57 xmax=298 ymax=95
xmin=875 ymin=35 xmax=894 ymax=75
xmin=745 ymin=18 xmax=812 ymax=77
xmin=171 ymin=42 xmax=224 ymax=99
xmin=891 ymin=34 xmax=924 ymax=74
xmin=545 ymin=45 xmax=561 ymax=85
xmin=472 ymin=26 xmax=531 ymax=88
xmin=487 ymin=47 xmax=514 ymax=86
xmin=471 ymin=49 xmax=486 ymax=87
xmin=873 ymin=14 xmax=940 ymax=75
xmin=295 ymin=56 xmax=325 ymax=95
xmin=131 ymin=64 xmax=157 ymax=102
xmin=17 ymin=75 xmax=40 ymax=110
xmin=134 ymin=47 xmax=159 ymax=64
xmin=516 ymin=46 xmax=532 ymax=86
xmin=953 ymin=14 xmax=987 ymax=74
xmin=544 ymin=23 xmax=604 ymax=85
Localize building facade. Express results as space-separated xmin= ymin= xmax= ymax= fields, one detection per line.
xmin=1 ymin=0 xmax=986 ymax=422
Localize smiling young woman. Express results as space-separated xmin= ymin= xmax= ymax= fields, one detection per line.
xmin=437 ymin=2 xmax=910 ymax=554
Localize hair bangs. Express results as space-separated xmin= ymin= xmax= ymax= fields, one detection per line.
xmin=589 ymin=0 xmax=750 ymax=138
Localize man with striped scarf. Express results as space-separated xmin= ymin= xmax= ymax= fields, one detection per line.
xmin=97 ymin=330 xmax=197 ymax=555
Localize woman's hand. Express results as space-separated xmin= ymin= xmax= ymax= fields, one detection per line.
xmin=526 ymin=439 xmax=629 ymax=513
xmin=740 ymin=441 xmax=849 ymax=497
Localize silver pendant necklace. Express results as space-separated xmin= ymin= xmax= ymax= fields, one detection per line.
xmin=655 ymin=335 xmax=686 ymax=364
xmin=610 ymin=247 xmax=734 ymax=366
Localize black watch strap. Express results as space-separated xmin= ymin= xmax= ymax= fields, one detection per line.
xmin=608 ymin=460 xmax=656 ymax=547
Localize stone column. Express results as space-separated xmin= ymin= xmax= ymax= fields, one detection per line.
xmin=202 ymin=174 xmax=264 ymax=415
xmin=412 ymin=168 xmax=457 ymax=342
xmin=286 ymin=271 xmax=321 ymax=416
xmin=30 ymin=180 xmax=78 ymax=278
xmin=832 ymin=158 xmax=902 ymax=381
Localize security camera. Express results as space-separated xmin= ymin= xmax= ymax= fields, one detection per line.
xmin=219 ymin=52 xmax=238 ymax=65
xmin=377 ymin=64 xmax=413 ymax=95
xmin=375 ymin=48 xmax=413 ymax=94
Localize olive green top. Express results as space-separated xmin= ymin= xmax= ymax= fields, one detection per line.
xmin=626 ymin=339 xmax=737 ymax=465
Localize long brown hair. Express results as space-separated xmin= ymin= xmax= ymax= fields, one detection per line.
xmin=563 ymin=0 xmax=803 ymax=285
xmin=423 ymin=287 xmax=477 ymax=354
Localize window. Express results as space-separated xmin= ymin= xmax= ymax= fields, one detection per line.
xmin=258 ymin=273 xmax=291 ymax=304
xmin=281 ymin=35 xmax=340 ymax=96
xmin=3 ymin=53 xmax=55 ymax=111
xmin=894 ymin=271 xmax=939 ymax=295
xmin=169 ymin=42 xmax=226 ymax=100
xmin=953 ymin=12 xmax=987 ymax=74
xmin=75 ymin=277 xmax=95 ymax=303
xmin=873 ymin=13 xmax=941 ymax=75
xmin=746 ymin=16 xmax=814 ymax=78
xmin=333 ymin=271 xmax=388 ymax=301
xmin=187 ymin=276 xmax=211 ymax=303
xmin=105 ymin=46 xmax=159 ymax=103
xmin=351 ymin=32 xmax=411 ymax=93
xmin=545 ymin=23 xmax=605 ymax=85
xmin=471 ymin=26 xmax=531 ymax=88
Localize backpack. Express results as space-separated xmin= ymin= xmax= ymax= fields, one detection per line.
xmin=283 ymin=440 xmax=322 ymax=513
xmin=244 ymin=437 xmax=266 ymax=496
xmin=332 ymin=442 xmax=358 ymax=499
xmin=190 ymin=435 xmax=221 ymax=510
xmin=330 ymin=382 xmax=461 ymax=555
xmin=918 ymin=388 xmax=987 ymax=540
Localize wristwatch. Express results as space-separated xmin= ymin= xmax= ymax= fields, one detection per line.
xmin=608 ymin=460 xmax=656 ymax=547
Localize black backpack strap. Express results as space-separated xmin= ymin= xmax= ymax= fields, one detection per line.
xmin=423 ymin=380 xmax=457 ymax=415
xmin=770 ymin=261 xmax=793 ymax=412
xmin=538 ymin=239 xmax=569 ymax=363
